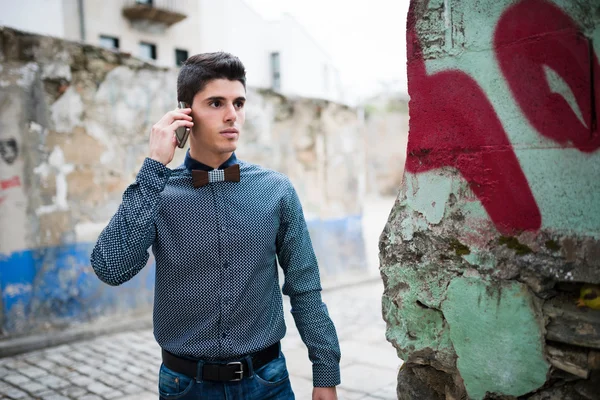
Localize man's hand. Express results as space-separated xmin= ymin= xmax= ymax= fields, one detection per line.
xmin=149 ymin=107 xmax=193 ymax=166
xmin=313 ymin=387 xmax=337 ymax=400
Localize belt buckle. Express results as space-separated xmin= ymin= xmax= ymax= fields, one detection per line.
xmin=227 ymin=361 xmax=244 ymax=381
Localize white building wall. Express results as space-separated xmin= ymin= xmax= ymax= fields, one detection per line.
xmin=197 ymin=0 xmax=271 ymax=89
xmin=0 ymin=0 xmax=66 ymax=38
xmin=62 ymin=0 xmax=83 ymax=41
xmin=0 ymin=0 xmax=342 ymax=101
xmin=81 ymin=0 xmax=202 ymax=68
xmin=271 ymin=14 xmax=342 ymax=102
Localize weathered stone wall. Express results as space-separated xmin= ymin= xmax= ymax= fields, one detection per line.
xmin=381 ymin=0 xmax=600 ymax=399
xmin=0 ymin=27 xmax=367 ymax=339
xmin=363 ymin=95 xmax=409 ymax=197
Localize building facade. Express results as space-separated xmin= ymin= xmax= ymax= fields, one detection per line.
xmin=0 ymin=0 xmax=343 ymax=102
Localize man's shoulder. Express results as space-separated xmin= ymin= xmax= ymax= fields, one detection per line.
xmin=164 ymin=163 xmax=190 ymax=181
xmin=239 ymin=160 xmax=292 ymax=187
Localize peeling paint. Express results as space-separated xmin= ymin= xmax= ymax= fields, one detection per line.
xmin=40 ymin=51 xmax=72 ymax=81
xmin=35 ymin=146 xmax=74 ymax=215
xmin=403 ymin=171 xmax=452 ymax=225
xmin=441 ymin=278 xmax=549 ymax=399
xmin=75 ymin=222 xmax=109 ymax=243
xmin=50 ymin=86 xmax=84 ymax=132
xmin=16 ymin=63 xmax=39 ymax=87
xmin=543 ymin=65 xmax=587 ymax=128
xmin=4 ymin=283 xmax=32 ymax=297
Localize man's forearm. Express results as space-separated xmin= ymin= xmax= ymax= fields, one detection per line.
xmin=90 ymin=158 xmax=169 ymax=285
xmin=290 ymin=292 xmax=342 ymax=387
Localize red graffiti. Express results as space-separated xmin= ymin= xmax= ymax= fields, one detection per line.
xmin=495 ymin=0 xmax=600 ymax=152
xmin=406 ymin=0 xmax=599 ymax=235
xmin=0 ymin=175 xmax=21 ymax=190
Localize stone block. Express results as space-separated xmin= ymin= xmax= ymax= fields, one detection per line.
xmin=86 ymin=381 xmax=113 ymax=395
xmin=396 ymin=365 xmax=445 ymax=400
xmin=544 ymin=295 xmax=600 ymax=349
xmin=37 ymin=374 xmax=70 ymax=390
xmin=59 ymin=386 xmax=89 ymax=398
xmin=441 ymin=277 xmax=549 ymax=399
xmin=547 ymin=343 xmax=590 ymax=379
xmin=19 ymin=365 xmax=50 ymax=378
xmin=3 ymin=373 xmax=29 ymax=385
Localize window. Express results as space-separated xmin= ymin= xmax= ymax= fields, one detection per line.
xmin=323 ymin=64 xmax=329 ymax=91
xmin=139 ymin=42 xmax=157 ymax=61
xmin=136 ymin=0 xmax=153 ymax=5
xmin=175 ymin=49 xmax=188 ymax=67
xmin=99 ymin=35 xmax=119 ymax=50
xmin=270 ymin=52 xmax=281 ymax=91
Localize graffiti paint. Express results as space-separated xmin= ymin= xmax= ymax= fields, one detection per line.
xmin=495 ymin=0 xmax=600 ymax=152
xmin=0 ymin=175 xmax=21 ymax=190
xmin=406 ymin=0 xmax=599 ymax=235
xmin=0 ymin=138 xmax=18 ymax=164
xmin=406 ymin=9 xmax=541 ymax=235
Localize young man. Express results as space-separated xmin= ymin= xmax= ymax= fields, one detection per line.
xmin=90 ymin=52 xmax=341 ymax=399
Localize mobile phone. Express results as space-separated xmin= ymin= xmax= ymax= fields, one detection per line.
xmin=175 ymin=101 xmax=191 ymax=148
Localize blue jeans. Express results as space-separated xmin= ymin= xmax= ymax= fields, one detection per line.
xmin=158 ymin=351 xmax=295 ymax=399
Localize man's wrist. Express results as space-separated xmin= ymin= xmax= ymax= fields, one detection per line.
xmin=149 ymin=154 xmax=168 ymax=166
xmin=312 ymin=386 xmax=337 ymax=400
xmin=137 ymin=158 xmax=171 ymax=192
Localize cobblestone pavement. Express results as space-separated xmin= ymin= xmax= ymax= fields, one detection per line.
xmin=0 ymin=279 xmax=401 ymax=400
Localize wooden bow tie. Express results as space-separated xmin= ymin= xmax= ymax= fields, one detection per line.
xmin=192 ymin=164 xmax=240 ymax=188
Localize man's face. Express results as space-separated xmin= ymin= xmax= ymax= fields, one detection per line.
xmin=190 ymin=79 xmax=246 ymax=156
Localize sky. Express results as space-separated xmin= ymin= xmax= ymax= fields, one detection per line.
xmin=244 ymin=0 xmax=410 ymax=102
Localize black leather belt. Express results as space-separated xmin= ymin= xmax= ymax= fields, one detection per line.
xmin=161 ymin=342 xmax=280 ymax=382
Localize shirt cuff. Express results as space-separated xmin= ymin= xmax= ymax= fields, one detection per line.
xmin=136 ymin=157 xmax=171 ymax=192
xmin=313 ymin=363 xmax=341 ymax=387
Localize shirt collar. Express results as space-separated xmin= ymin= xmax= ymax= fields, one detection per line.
xmin=184 ymin=151 xmax=238 ymax=172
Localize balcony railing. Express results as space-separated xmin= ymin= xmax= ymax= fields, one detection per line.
xmin=122 ymin=0 xmax=187 ymax=26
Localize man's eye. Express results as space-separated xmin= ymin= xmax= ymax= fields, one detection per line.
xmin=210 ymin=101 xmax=221 ymax=107
xmin=235 ymin=101 xmax=244 ymax=109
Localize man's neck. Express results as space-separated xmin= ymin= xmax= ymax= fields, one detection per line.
xmin=188 ymin=148 xmax=233 ymax=170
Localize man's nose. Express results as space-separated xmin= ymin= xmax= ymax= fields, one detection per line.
xmin=224 ymin=104 xmax=237 ymax=122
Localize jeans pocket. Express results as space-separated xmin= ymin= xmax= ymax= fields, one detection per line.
xmin=253 ymin=353 xmax=290 ymax=387
xmin=158 ymin=363 xmax=195 ymax=398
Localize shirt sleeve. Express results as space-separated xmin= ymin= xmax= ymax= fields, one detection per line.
xmin=90 ymin=158 xmax=171 ymax=286
xmin=276 ymin=182 xmax=341 ymax=387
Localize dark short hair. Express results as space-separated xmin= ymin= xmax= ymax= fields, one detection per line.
xmin=177 ymin=52 xmax=246 ymax=104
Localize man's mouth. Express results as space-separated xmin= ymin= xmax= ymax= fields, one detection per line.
xmin=220 ymin=128 xmax=239 ymax=139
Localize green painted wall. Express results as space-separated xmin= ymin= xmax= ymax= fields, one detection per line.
xmin=441 ymin=278 xmax=548 ymax=399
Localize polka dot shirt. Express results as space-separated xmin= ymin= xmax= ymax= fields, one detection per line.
xmin=90 ymin=152 xmax=341 ymax=387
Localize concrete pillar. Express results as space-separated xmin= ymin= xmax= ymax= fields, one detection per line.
xmin=381 ymin=0 xmax=600 ymax=398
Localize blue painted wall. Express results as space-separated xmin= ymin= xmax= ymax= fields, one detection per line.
xmin=0 ymin=243 xmax=155 ymax=336
xmin=0 ymin=217 xmax=366 ymax=337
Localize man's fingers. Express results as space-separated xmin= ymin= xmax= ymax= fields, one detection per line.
xmin=170 ymin=119 xmax=194 ymax=131
xmin=171 ymin=108 xmax=193 ymax=120
xmin=157 ymin=109 xmax=193 ymax=126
